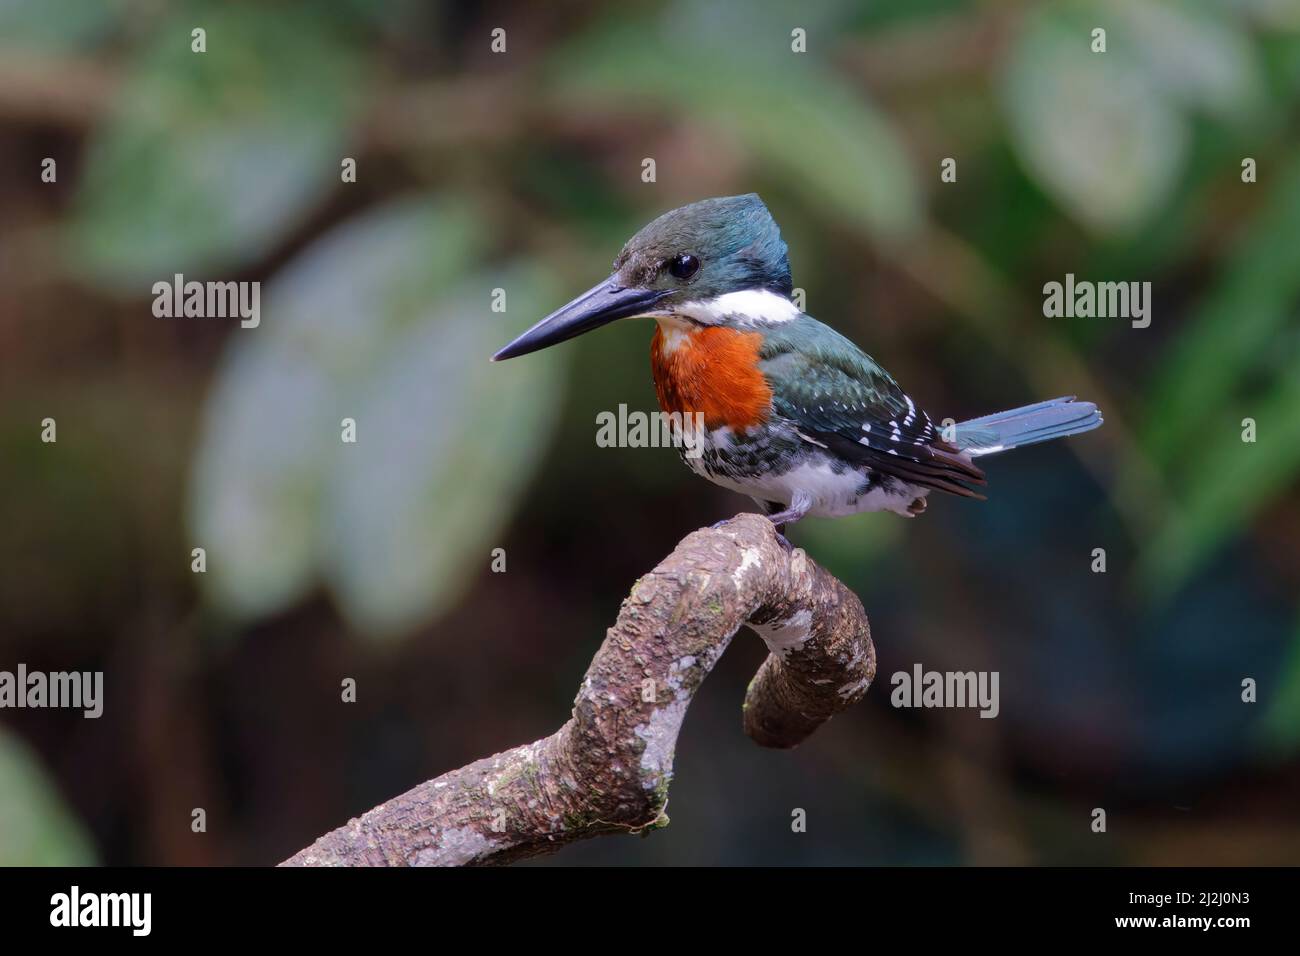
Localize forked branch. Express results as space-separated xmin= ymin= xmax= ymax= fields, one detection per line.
xmin=282 ymin=513 xmax=875 ymax=866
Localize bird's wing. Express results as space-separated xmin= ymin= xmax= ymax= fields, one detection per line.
xmin=758 ymin=317 xmax=986 ymax=498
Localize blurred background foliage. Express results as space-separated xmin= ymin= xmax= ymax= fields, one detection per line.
xmin=1 ymin=0 xmax=1298 ymax=865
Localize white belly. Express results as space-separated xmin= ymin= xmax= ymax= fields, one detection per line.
xmin=684 ymin=428 xmax=923 ymax=518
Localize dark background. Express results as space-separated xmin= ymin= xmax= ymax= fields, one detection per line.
xmin=1 ymin=0 xmax=1298 ymax=865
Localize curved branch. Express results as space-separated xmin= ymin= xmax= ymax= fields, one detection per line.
xmin=281 ymin=513 xmax=875 ymax=867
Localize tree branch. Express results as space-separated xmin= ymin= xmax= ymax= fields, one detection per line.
xmin=281 ymin=513 xmax=875 ymax=866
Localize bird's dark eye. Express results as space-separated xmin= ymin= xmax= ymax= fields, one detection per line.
xmin=668 ymin=253 xmax=700 ymax=280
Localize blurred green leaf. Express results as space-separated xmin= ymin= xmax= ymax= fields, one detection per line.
xmin=1237 ymin=0 xmax=1300 ymax=30
xmin=1136 ymin=155 xmax=1300 ymax=596
xmin=0 ymin=0 xmax=124 ymax=52
xmin=1001 ymin=1 xmax=1265 ymax=235
xmin=189 ymin=197 xmax=567 ymax=639
xmin=1139 ymin=352 xmax=1300 ymax=596
xmin=0 ymin=728 xmax=96 ymax=865
xmin=550 ymin=7 xmax=920 ymax=239
xmin=66 ymin=5 xmax=361 ymax=290
xmin=1111 ymin=0 xmax=1264 ymax=120
xmin=189 ymin=196 xmax=482 ymax=625
xmin=321 ymin=266 xmax=564 ymax=635
xmin=1143 ymin=157 xmax=1300 ymax=466
xmin=1000 ymin=2 xmax=1186 ymax=235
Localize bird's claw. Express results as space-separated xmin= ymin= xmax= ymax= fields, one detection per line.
xmin=765 ymin=519 xmax=794 ymax=552
xmin=711 ymin=514 xmax=793 ymax=552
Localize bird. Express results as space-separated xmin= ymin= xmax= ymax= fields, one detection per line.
xmin=492 ymin=194 xmax=1101 ymax=531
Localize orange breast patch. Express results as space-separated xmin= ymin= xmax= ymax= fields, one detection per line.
xmin=650 ymin=324 xmax=772 ymax=432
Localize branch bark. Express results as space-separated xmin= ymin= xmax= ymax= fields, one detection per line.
xmin=281 ymin=513 xmax=875 ymax=866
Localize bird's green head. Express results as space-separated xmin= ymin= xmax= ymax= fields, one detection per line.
xmin=611 ymin=193 xmax=792 ymax=304
xmin=493 ymin=194 xmax=797 ymax=361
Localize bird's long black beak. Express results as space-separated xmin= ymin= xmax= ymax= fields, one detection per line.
xmin=491 ymin=276 xmax=669 ymax=361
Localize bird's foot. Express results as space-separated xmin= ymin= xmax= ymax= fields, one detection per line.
xmin=758 ymin=515 xmax=795 ymax=552
xmin=711 ymin=515 xmax=793 ymax=551
xmin=763 ymin=495 xmax=811 ymax=530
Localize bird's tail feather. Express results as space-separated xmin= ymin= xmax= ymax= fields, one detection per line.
xmin=954 ymin=396 xmax=1102 ymax=458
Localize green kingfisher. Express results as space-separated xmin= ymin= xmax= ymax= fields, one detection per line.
xmin=493 ymin=194 xmax=1101 ymax=528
